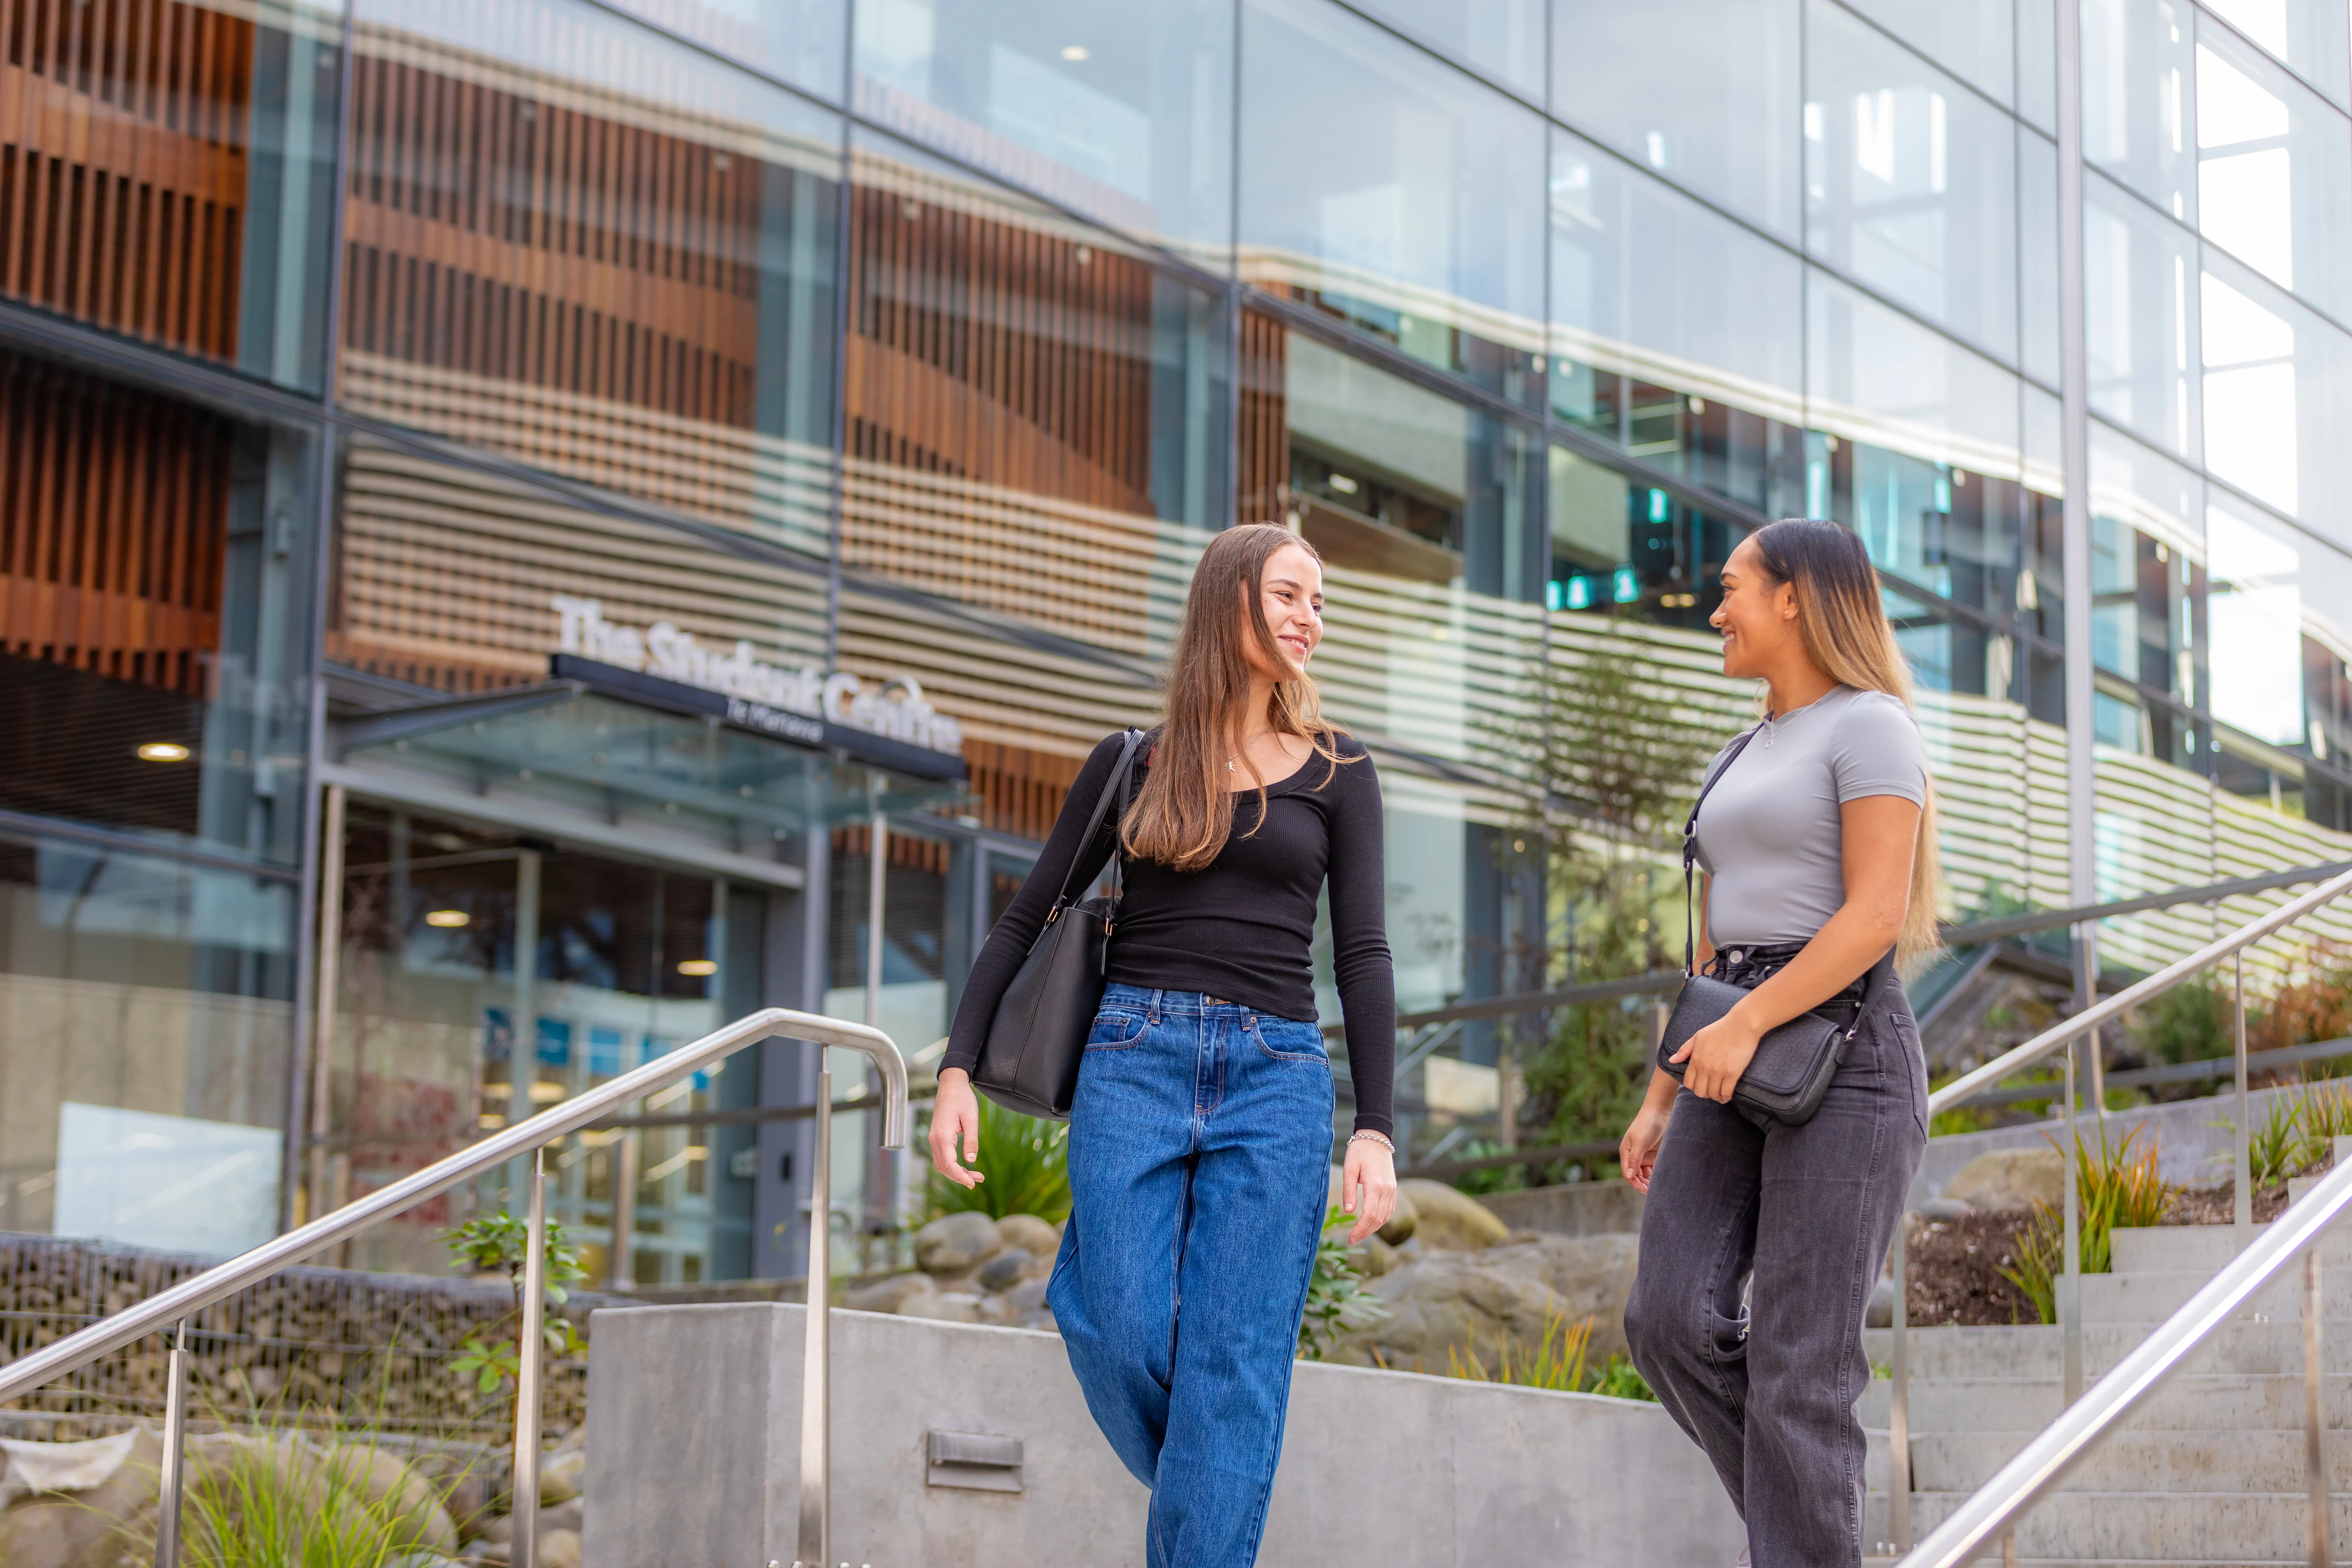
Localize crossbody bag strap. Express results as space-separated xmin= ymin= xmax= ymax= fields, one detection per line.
xmin=1682 ymin=725 xmax=1764 ymax=976
xmin=1047 ymin=727 xmax=1146 ymax=919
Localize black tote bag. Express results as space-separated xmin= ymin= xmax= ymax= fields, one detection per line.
xmin=969 ymin=728 xmax=1146 ymax=1121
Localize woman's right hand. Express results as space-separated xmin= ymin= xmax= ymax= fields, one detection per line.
xmin=929 ymin=1068 xmax=985 ymax=1189
xmin=1620 ymin=1104 xmax=1671 ymax=1193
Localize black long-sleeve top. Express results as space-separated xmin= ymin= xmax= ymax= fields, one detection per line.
xmin=942 ymin=729 xmax=1397 ymax=1136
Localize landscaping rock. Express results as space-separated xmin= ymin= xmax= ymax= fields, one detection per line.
xmin=540 ymin=1526 xmax=583 ymax=1568
xmin=538 ymin=1444 xmax=584 ymax=1506
xmin=845 ymin=1273 xmax=936 ymax=1314
xmin=899 ymin=1291 xmax=984 ymax=1324
xmin=1394 ymin=1180 xmax=1510 ymax=1251
xmin=1379 ymin=1185 xmax=1419 ymax=1246
xmin=978 ymin=1249 xmax=1040 ymax=1294
xmin=1866 ymin=1276 xmax=1896 ymax=1329
xmin=0 ymin=1427 xmax=162 ymax=1568
xmin=995 ymin=1213 xmax=1061 ymax=1259
xmin=1942 ymin=1148 xmax=2064 ymax=1213
xmin=1013 ymin=1307 xmax=1058 ymax=1331
xmin=915 ymin=1212 xmax=1003 ymax=1275
xmin=1914 ymin=1196 xmax=1977 ymax=1223
xmin=1323 ymin=1231 xmax=1640 ymax=1372
xmin=331 ymin=1441 xmax=460 ymax=1555
xmin=1004 ymin=1276 xmax=1052 ymax=1314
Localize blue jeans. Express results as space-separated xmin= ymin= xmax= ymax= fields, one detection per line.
xmin=1046 ymin=983 xmax=1334 ymax=1568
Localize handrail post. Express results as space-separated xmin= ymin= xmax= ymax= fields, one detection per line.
xmin=2062 ymin=1037 xmax=2082 ymax=1405
xmin=796 ymin=1066 xmax=833 ymax=1568
xmin=511 ymin=1147 xmax=547 ymax=1568
xmin=2305 ymin=1247 xmax=2328 ymax=1568
xmin=155 ymin=1321 xmax=189 ymax=1568
xmin=2236 ymin=951 xmax=2254 ymax=1248
xmin=610 ymin=1129 xmax=638 ymax=1291
xmin=1890 ymin=1219 xmax=1912 ymax=1552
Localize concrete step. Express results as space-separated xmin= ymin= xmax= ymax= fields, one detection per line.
xmin=1858 ymin=1371 xmax=2352 ymax=1432
xmin=1863 ymin=1489 xmax=2352 ymax=1561
xmin=2108 ymin=1222 xmax=2352 ymax=1276
xmin=2079 ymin=1267 xmax=2344 ymax=1325
xmin=1866 ymin=1320 xmax=2352 ymax=1380
xmin=1864 ymin=1426 xmax=2352 ymax=1493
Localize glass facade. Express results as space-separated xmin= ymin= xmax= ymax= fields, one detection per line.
xmin=4 ymin=0 xmax=2351 ymax=1280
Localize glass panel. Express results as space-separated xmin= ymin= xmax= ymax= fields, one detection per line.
xmin=0 ymin=349 xmax=317 ymax=870
xmin=2018 ymin=0 xmax=2060 ymax=132
xmin=604 ymin=0 xmax=848 ymax=102
xmin=1548 ymin=126 xmax=1806 ymax=442
xmin=1546 ymin=456 xmax=1748 ymax=632
xmin=1350 ymin=0 xmax=1545 ymax=99
xmin=2085 ymin=170 xmax=2203 ymax=460
xmin=851 ymin=0 xmax=1233 ymax=261
xmin=1836 ymin=0 xmax=2016 ymax=108
xmin=2194 ymin=16 xmax=2352 ymax=323
xmin=0 ymin=0 xmax=342 ymax=391
xmin=1804 ymin=0 xmax=2019 ymax=363
xmin=1805 ymin=268 xmax=2023 ymax=482
xmin=2082 ymin=0 xmax=2200 ymax=224
xmin=2020 ymin=130 xmax=2064 ymax=389
xmin=1238 ymin=0 xmax=1546 ymax=404
xmin=2206 ymin=491 xmax=2308 ymax=748
xmin=2200 ymin=248 xmax=2352 ymax=526
xmin=2200 ymin=0 xmax=2351 ymax=108
xmin=0 ymin=828 xmax=294 ymax=1247
xmin=1551 ymin=0 xmax=1803 ymax=241
xmin=2089 ymin=421 xmax=2205 ymax=703
xmin=343 ymin=0 xmax=845 ymax=560
xmin=843 ymin=128 xmax=1230 ymax=661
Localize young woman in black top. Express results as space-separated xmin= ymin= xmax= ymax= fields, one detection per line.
xmin=930 ymin=523 xmax=1398 ymax=1568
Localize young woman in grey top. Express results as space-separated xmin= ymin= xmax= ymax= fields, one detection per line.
xmin=1619 ymin=518 xmax=1939 ymax=1568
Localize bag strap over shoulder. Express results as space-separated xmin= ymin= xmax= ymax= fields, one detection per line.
xmin=1683 ymin=725 xmax=1763 ymax=976
xmin=1048 ymin=728 xmax=1146 ymax=917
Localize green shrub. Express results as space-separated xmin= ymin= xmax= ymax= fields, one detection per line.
xmin=2131 ymin=978 xmax=2234 ymax=1066
xmin=924 ymin=1098 xmax=1073 ymax=1224
xmin=1996 ymin=1124 xmax=2175 ymax=1322
xmin=1448 ymin=1308 xmax=1594 ymax=1392
xmin=1298 ymin=1208 xmax=1389 ymax=1360
xmin=1585 ymin=1353 xmax=1657 ymax=1402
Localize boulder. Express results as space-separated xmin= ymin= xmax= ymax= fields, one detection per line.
xmin=977 ymin=1249 xmax=1041 ymax=1294
xmin=899 ymin=1291 xmax=983 ymax=1324
xmin=0 ymin=1427 xmax=162 ymax=1568
xmin=995 ymin=1213 xmax=1061 ymax=1259
xmin=1914 ymin=1196 xmax=1977 ymax=1223
xmin=915 ymin=1212 xmax=1004 ymax=1275
xmin=1004 ymin=1276 xmax=1052 ymax=1315
xmin=845 ymin=1273 xmax=936 ymax=1314
xmin=328 ymin=1441 xmax=461 ymax=1555
xmin=1942 ymin=1148 xmax=2064 ymax=1213
xmin=1012 ymin=1308 xmax=1059 ymax=1332
xmin=1395 ymin=1179 xmax=1510 ymax=1251
xmin=538 ymin=1445 xmax=584 ymax=1507
xmin=1323 ymin=1232 xmax=1642 ymax=1374
xmin=540 ymin=1526 xmax=583 ymax=1568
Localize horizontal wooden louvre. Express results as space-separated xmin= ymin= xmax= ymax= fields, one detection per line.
xmin=0 ymin=351 xmax=230 ymax=693
xmin=959 ymin=737 xmax=1087 ymax=845
xmin=342 ymin=47 xmax=763 ymax=431
xmin=0 ymin=0 xmax=250 ymax=359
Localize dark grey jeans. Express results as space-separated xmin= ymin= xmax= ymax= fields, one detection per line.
xmin=1624 ymin=962 xmax=1928 ymax=1568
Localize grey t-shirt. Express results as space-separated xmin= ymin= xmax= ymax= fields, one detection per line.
xmin=1692 ymin=685 xmax=1929 ymax=948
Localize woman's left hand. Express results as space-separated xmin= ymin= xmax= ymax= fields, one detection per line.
xmin=1670 ymin=1011 xmax=1764 ymax=1104
xmin=1339 ymin=1136 xmax=1398 ymax=1245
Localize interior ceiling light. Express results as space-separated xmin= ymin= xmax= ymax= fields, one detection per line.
xmin=425 ymin=908 xmax=471 ymax=928
xmin=677 ymin=958 xmax=719 ymax=976
xmin=1060 ymin=44 xmax=1088 ymax=60
xmin=136 ymin=742 xmax=191 ymax=762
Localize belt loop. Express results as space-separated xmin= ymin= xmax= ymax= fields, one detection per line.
xmin=1149 ymin=988 xmax=1162 ymax=1024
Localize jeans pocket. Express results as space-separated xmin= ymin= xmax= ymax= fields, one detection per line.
xmin=1253 ymin=1017 xmax=1329 ymax=1062
xmin=1884 ymin=1008 xmax=1928 ymax=1138
xmin=1085 ymin=1008 xmax=1147 ymax=1050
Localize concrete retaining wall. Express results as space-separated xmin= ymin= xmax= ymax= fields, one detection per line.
xmin=581 ymin=1303 xmax=1743 ymax=1568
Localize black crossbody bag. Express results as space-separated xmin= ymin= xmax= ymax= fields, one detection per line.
xmin=1656 ymin=726 xmax=1888 ymax=1126
xmin=969 ymin=728 xmax=1146 ymax=1121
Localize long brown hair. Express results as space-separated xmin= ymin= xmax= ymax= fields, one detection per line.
xmin=1122 ymin=524 xmax=1351 ymax=870
xmin=1749 ymin=518 xmax=1946 ymax=971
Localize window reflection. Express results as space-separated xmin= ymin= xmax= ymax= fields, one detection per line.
xmin=2200 ymin=0 xmax=2351 ymax=111
xmin=2020 ymin=131 xmax=2064 ymax=389
xmin=1350 ymin=0 xmax=1545 ymax=99
xmin=1805 ymin=270 xmax=2023 ymax=486
xmin=2199 ymin=263 xmax=2301 ymax=515
xmin=2206 ymin=496 xmax=2306 ymax=747
xmin=1239 ymin=0 xmax=1545 ymax=405
xmin=604 ymin=0 xmax=847 ymax=102
xmin=2082 ymin=0 xmax=2199 ymax=223
xmin=2085 ymin=172 xmax=2202 ymax=458
xmin=1552 ymin=0 xmax=1803 ymax=241
xmin=2194 ymin=18 xmax=2352 ymax=323
xmin=850 ymin=0 xmax=1233 ymax=260
xmin=1838 ymin=0 xmax=2017 ymax=108
xmin=1804 ymin=0 xmax=2020 ymax=363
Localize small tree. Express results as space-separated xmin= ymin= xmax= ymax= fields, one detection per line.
xmin=446 ymin=1211 xmax=590 ymax=1434
xmin=1492 ymin=630 xmax=1724 ymax=1164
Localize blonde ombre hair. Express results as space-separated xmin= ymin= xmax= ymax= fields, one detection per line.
xmin=1750 ymin=518 xmax=1946 ymax=971
xmin=1121 ymin=524 xmax=1353 ymax=871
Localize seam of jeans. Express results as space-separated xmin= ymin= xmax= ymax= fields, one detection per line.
xmin=1235 ymin=1166 xmax=1331 ymax=1567
xmin=1836 ymin=1014 xmax=1895 ymax=1561
xmin=1086 ymin=1014 xmax=1149 ymax=1050
xmin=1697 ymin=1170 xmax=1757 ymax=1414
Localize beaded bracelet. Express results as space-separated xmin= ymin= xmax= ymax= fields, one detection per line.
xmin=1347 ymin=1129 xmax=1395 ymax=1153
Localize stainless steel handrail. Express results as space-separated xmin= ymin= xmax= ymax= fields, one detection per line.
xmin=1897 ymin=1154 xmax=2352 ymax=1568
xmin=1882 ymin=862 xmax=2352 ymax=1554
xmin=0 ymin=1006 xmax=908 ymax=1568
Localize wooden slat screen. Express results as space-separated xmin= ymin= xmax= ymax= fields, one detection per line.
xmin=0 ymin=349 xmax=231 ymax=693
xmin=0 ymin=0 xmax=250 ymax=359
xmin=1236 ymin=308 xmax=1287 ymax=526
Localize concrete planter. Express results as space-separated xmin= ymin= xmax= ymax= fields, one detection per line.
xmin=582 ymin=1303 xmax=1740 ymax=1568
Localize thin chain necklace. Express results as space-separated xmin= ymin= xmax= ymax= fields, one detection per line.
xmin=1227 ymin=728 xmax=1279 ymax=771
xmin=1762 ymin=690 xmax=1830 ymax=749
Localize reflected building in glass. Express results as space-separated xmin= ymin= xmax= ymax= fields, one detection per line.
xmin=2 ymin=0 xmax=2350 ymax=1285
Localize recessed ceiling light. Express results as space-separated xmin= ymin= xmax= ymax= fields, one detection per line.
xmin=425 ymin=909 xmax=471 ymax=929
xmin=1329 ymin=474 xmax=1359 ymax=495
xmin=136 ymin=742 xmax=191 ymax=762
xmin=677 ymin=958 xmax=718 ymax=976
xmin=1060 ymin=44 xmax=1088 ymax=60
